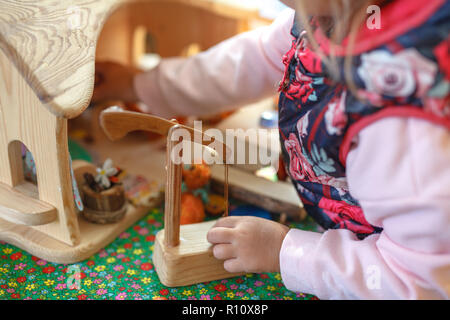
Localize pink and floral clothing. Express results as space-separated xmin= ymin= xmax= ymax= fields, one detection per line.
xmin=278 ymin=0 xmax=450 ymax=239
xmin=134 ymin=0 xmax=450 ymax=299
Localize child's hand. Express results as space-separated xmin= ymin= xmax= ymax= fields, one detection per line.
xmin=207 ymin=216 xmax=290 ymax=273
xmin=92 ymin=61 xmax=142 ymax=104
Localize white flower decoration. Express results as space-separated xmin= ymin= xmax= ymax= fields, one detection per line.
xmin=95 ymin=158 xmax=118 ymax=189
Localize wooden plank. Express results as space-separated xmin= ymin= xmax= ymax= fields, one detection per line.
xmin=99 ymin=107 xmax=230 ymax=162
xmin=0 ymin=204 xmax=149 ymax=264
xmin=0 ymin=182 xmax=57 ymax=226
xmin=210 ymin=165 xmax=307 ymax=219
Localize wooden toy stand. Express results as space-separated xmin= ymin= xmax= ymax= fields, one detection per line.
xmin=100 ymin=107 xmax=241 ymax=287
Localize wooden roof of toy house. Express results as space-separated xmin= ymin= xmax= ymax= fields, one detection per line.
xmin=0 ymin=0 xmax=259 ymax=119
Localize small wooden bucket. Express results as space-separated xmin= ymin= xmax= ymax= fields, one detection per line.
xmin=81 ymin=184 xmax=128 ymax=224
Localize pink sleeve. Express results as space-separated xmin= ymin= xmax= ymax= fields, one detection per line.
xmin=133 ymin=9 xmax=294 ymax=118
xmin=280 ymin=117 xmax=450 ymax=299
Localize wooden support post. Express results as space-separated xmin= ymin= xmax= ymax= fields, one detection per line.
xmin=6 ymin=141 xmax=25 ymax=187
xmin=164 ymin=125 xmax=183 ymax=247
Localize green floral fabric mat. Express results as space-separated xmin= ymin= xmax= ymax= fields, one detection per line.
xmin=0 ymin=208 xmax=319 ymax=300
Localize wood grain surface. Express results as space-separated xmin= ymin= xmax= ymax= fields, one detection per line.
xmin=0 ymin=49 xmax=80 ymax=245
xmin=152 ymin=220 xmax=244 ymax=287
xmin=0 ymin=0 xmax=262 ymax=119
xmin=0 ymin=182 xmax=57 ymax=226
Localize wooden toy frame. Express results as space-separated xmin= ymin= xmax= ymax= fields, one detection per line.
xmin=100 ymin=107 xmax=241 ymax=287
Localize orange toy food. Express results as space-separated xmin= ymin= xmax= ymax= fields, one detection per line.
xmin=180 ymin=193 xmax=205 ymax=225
xmin=205 ymin=194 xmax=226 ymax=216
xmin=182 ymin=163 xmax=211 ymax=190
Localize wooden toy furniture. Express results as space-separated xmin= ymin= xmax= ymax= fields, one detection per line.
xmin=0 ymin=0 xmax=266 ymax=264
xmin=100 ymin=107 xmax=239 ymax=287
xmin=96 ymin=0 xmax=270 ymax=66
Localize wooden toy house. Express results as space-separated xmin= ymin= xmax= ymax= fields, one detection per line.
xmin=0 ymin=0 xmax=268 ymax=263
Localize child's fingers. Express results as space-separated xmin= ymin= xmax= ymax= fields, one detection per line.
xmin=223 ymin=258 xmax=244 ymax=273
xmin=212 ymin=244 xmax=235 ymax=260
xmin=207 ymin=227 xmax=234 ymax=244
xmin=212 ymin=216 xmax=241 ymax=228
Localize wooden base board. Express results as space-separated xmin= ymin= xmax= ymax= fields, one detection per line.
xmin=210 ymin=165 xmax=307 ymax=220
xmin=0 ymin=204 xmax=149 ymax=264
xmin=152 ymin=220 xmax=244 ymax=287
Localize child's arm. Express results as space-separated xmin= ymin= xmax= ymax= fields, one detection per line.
xmin=280 ymin=117 xmax=450 ymax=299
xmin=132 ymin=9 xmax=294 ymax=117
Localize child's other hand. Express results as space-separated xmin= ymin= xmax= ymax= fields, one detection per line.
xmin=207 ymin=216 xmax=290 ymax=273
xmin=92 ymin=61 xmax=142 ymax=104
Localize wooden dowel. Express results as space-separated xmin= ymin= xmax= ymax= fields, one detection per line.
xmin=164 ymin=125 xmax=182 ymax=247
xmin=224 ymin=163 xmax=228 ymax=217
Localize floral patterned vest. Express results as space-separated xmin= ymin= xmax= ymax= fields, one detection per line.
xmin=278 ymin=0 xmax=450 ymax=239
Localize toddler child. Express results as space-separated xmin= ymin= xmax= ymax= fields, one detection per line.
xmin=93 ymin=0 xmax=450 ymax=299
